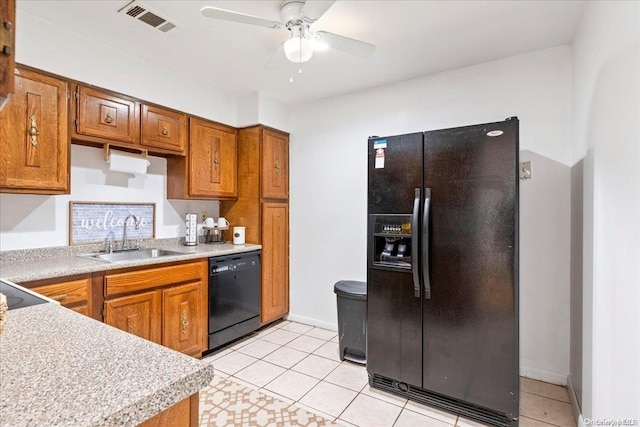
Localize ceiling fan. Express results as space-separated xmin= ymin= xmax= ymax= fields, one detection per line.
xmin=200 ymin=0 xmax=376 ymax=69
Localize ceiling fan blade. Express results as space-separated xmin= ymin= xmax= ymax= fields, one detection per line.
xmin=200 ymin=6 xmax=282 ymax=29
xmin=265 ymin=43 xmax=287 ymax=70
xmin=301 ymin=0 xmax=336 ymax=21
xmin=316 ymin=31 xmax=376 ymax=58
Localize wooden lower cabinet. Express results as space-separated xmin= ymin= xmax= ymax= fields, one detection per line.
xmin=104 ymin=291 xmax=161 ymax=344
xmin=261 ymin=203 xmax=289 ymax=324
xmin=162 ymin=282 xmax=202 ymax=356
xmin=138 ymin=393 xmax=199 ymax=427
xmin=103 ymin=260 xmax=208 ymax=357
xmin=28 ymin=276 xmax=92 ymax=317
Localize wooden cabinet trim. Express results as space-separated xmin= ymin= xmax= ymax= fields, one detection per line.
xmin=105 ymin=261 xmax=203 ymax=297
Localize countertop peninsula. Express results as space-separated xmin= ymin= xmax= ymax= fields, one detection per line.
xmin=0 ymin=302 xmax=216 ymax=426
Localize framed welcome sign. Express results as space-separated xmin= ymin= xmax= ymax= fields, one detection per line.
xmin=69 ymin=202 xmax=156 ymax=245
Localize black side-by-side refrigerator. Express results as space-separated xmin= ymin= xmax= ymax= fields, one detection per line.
xmin=366 ymin=118 xmax=519 ymax=426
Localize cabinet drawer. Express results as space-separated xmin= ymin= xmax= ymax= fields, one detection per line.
xmin=32 ymin=278 xmax=90 ymax=306
xmin=105 ymin=261 xmax=203 ymax=297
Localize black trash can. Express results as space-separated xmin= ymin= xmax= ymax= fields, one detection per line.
xmin=334 ymin=280 xmax=367 ymax=365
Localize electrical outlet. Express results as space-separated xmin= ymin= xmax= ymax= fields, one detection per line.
xmin=199 ymin=212 xmax=207 ymax=223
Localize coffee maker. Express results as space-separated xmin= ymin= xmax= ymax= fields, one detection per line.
xmin=204 ymin=224 xmax=228 ymax=244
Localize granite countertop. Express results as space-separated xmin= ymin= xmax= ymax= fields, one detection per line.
xmin=0 ymin=303 xmax=215 ymax=426
xmin=0 ymin=240 xmax=261 ymax=283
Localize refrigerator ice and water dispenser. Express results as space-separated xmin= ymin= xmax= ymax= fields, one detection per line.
xmin=371 ymin=214 xmax=412 ymax=269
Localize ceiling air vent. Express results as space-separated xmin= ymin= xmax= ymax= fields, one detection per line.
xmin=117 ymin=0 xmax=177 ymax=33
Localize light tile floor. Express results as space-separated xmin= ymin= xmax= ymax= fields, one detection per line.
xmin=202 ymin=320 xmax=576 ymax=427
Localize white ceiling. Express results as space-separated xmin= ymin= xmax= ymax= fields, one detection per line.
xmin=16 ymin=0 xmax=585 ymax=105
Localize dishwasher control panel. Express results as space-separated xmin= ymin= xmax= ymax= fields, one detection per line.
xmin=210 ymin=253 xmax=260 ymax=275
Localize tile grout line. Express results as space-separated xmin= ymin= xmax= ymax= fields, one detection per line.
xmin=520 ymin=389 xmax=572 ymax=405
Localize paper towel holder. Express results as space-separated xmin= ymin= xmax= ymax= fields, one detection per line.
xmin=104 ymin=144 xmax=148 ymax=162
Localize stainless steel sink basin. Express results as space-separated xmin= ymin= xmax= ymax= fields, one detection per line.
xmin=80 ymin=248 xmax=188 ymax=263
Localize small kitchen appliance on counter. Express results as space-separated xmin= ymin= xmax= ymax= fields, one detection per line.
xmin=185 ymin=213 xmax=198 ymax=246
xmin=204 ymin=226 xmax=226 ymax=244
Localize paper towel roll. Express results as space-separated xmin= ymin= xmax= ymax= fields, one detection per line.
xmin=108 ymin=151 xmax=150 ymax=175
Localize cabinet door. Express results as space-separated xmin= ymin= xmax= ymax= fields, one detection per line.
xmin=0 ymin=67 xmax=68 ymax=194
xmin=261 ymin=202 xmax=289 ymax=323
xmin=75 ymin=85 xmax=138 ymax=143
xmin=0 ymin=0 xmax=15 ymax=106
xmin=104 ymin=291 xmax=161 ymax=344
xmin=162 ymin=282 xmax=202 ymax=355
xmin=189 ymin=118 xmax=237 ymax=199
xmin=261 ymin=128 xmax=288 ymax=200
xmin=141 ymin=104 xmax=186 ymax=154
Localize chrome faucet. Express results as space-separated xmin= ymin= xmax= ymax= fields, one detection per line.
xmin=121 ymin=214 xmax=140 ymax=251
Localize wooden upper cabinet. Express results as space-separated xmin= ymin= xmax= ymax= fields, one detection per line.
xmin=0 ymin=0 xmax=15 ymax=108
xmin=162 ymin=282 xmax=202 ymax=356
xmin=190 ymin=118 xmax=237 ymax=198
xmin=0 ymin=67 xmax=69 ymax=194
xmin=104 ymin=290 xmax=162 ymax=344
xmin=73 ymin=84 xmax=139 ymax=144
xmin=141 ymin=104 xmax=186 ymax=154
xmin=167 ymin=117 xmax=237 ymax=200
xmin=261 ymin=128 xmax=289 ymax=200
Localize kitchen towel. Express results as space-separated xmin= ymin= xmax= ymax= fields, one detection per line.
xmin=107 ymin=151 xmax=150 ymax=176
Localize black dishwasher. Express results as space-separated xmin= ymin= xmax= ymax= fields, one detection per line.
xmin=208 ymin=251 xmax=261 ymax=351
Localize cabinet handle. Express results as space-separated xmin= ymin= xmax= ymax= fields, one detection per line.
xmin=127 ymin=319 xmax=135 ymax=335
xmin=214 ymin=153 xmax=220 ymax=170
xmin=161 ymin=127 xmax=169 ymax=136
xmin=181 ymin=309 xmax=189 ymax=334
xmin=274 ymin=158 xmax=280 ymax=175
xmin=28 ymin=115 xmax=40 ymax=147
xmin=104 ymin=114 xmax=114 ymax=124
xmin=49 ymin=293 xmax=67 ymax=302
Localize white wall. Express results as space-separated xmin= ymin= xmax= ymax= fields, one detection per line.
xmin=572 ymin=0 xmax=640 ymax=420
xmin=237 ymin=92 xmax=292 ymax=132
xmin=289 ymin=46 xmax=573 ymax=383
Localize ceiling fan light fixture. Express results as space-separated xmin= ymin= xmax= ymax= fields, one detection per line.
xmin=284 ymin=35 xmax=313 ymax=63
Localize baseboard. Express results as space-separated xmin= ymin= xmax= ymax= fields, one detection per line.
xmin=285 ymin=313 xmax=338 ymax=332
xmin=519 ymin=364 xmax=568 ymax=385
xmin=567 ymin=375 xmax=583 ymax=426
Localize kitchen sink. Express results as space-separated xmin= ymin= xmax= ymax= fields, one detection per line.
xmin=80 ymin=248 xmax=188 ymax=263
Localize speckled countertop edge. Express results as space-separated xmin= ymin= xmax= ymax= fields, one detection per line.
xmin=0 ymin=239 xmax=261 ymax=283
xmin=0 ymin=303 xmax=216 ymax=427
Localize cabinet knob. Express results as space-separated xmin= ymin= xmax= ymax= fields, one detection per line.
xmin=28 ymin=115 xmax=40 ymax=147
xmin=274 ymin=158 xmax=280 ymax=175
xmin=214 ymin=153 xmax=220 ymax=170
xmin=104 ymin=114 xmax=114 ymax=124
xmin=161 ymin=127 xmax=169 ymax=136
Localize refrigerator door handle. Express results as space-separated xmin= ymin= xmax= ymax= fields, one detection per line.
xmin=422 ymin=188 xmax=431 ymax=299
xmin=411 ymin=187 xmax=421 ymax=298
